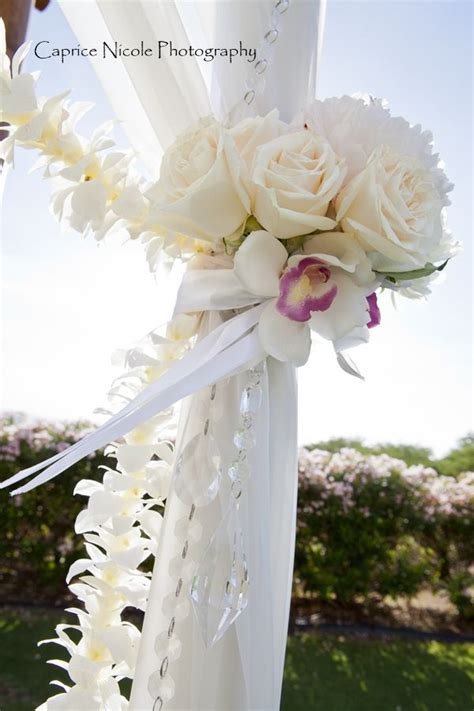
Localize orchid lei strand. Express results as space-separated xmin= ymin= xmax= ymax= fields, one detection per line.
xmin=0 ymin=26 xmax=196 ymax=709
xmin=34 ymin=315 xmax=199 ymax=710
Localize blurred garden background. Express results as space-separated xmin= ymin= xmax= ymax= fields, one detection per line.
xmin=0 ymin=412 xmax=473 ymax=710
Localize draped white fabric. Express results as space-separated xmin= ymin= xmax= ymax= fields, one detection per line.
xmin=59 ymin=2 xmax=324 ymax=708
xmin=60 ymin=0 xmax=324 ymax=169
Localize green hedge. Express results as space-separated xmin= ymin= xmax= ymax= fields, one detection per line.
xmin=0 ymin=414 xmax=111 ymax=603
xmin=295 ymin=448 xmax=473 ymax=618
xmin=1 ymin=414 xmax=473 ymax=617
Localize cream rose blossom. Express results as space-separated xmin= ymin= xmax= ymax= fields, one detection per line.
xmin=250 ymin=130 xmax=346 ymax=240
xmin=336 ymin=145 xmax=445 ymax=271
xmin=230 ymin=109 xmax=289 ymax=173
xmin=150 ymin=117 xmax=249 ymax=243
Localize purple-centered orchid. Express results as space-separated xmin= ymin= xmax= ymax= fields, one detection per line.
xmin=276 ymin=257 xmax=338 ymax=322
xmin=234 ymin=230 xmax=379 ymax=365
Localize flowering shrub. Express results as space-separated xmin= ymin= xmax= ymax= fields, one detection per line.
xmin=295 ymin=448 xmax=474 ymax=617
xmin=1 ymin=415 xmax=472 ymax=618
xmin=0 ymin=413 xmax=110 ymax=603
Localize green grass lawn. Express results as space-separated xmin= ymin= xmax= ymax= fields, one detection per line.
xmin=0 ymin=608 xmax=473 ymax=710
xmin=282 ymin=634 xmax=474 ymax=711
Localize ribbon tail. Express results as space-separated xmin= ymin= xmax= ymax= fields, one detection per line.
xmin=336 ymin=352 xmax=365 ymax=381
xmin=7 ymin=330 xmax=265 ymax=496
xmin=0 ymin=305 xmax=265 ymax=493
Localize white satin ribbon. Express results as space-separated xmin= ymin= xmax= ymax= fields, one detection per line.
xmin=1 ymin=270 xmax=268 ymax=495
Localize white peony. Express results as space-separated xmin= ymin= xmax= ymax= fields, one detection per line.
xmin=249 ymin=131 xmax=346 ymax=240
xmin=149 ymin=117 xmax=249 ymax=243
xmin=305 ymin=95 xmax=453 ymax=203
xmin=336 ymin=145 xmax=446 ymax=271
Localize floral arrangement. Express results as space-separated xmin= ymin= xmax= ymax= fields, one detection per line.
xmin=1 ymin=23 xmax=457 ymax=372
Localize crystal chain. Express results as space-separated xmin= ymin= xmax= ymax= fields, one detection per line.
xmin=149 ymin=362 xmax=265 ymax=709
xmin=226 ymin=0 xmax=291 ymax=124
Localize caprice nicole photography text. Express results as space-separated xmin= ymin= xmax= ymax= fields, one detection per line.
xmin=33 ymin=40 xmax=257 ymax=64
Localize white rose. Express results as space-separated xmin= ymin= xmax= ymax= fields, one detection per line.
xmin=250 ymin=131 xmax=346 ymax=240
xmin=336 ymin=145 xmax=444 ymax=271
xmin=150 ymin=117 xmax=248 ymax=243
xmin=230 ymin=109 xmax=289 ymax=173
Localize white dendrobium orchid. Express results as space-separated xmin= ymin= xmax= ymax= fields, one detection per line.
xmin=234 ymin=230 xmax=378 ymax=365
xmin=1 ymin=93 xmax=86 ymax=168
xmin=52 ymin=150 xmax=137 ymax=236
xmin=0 ymin=20 xmax=37 ymax=126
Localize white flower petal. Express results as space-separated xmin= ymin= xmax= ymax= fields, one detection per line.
xmin=301 ymin=231 xmax=374 ymax=285
xmin=138 ymin=509 xmax=163 ymax=539
xmin=234 ymin=230 xmax=287 ymax=297
xmin=116 ymin=444 xmax=155 ymax=473
xmin=309 ymin=272 xmax=370 ymax=346
xmin=70 ymin=180 xmax=107 ymax=225
xmin=258 ymin=302 xmax=311 ymax=366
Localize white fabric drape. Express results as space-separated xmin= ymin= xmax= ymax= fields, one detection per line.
xmin=59 ymin=2 xmax=325 ymax=708
xmin=60 ymin=0 xmax=324 ymax=169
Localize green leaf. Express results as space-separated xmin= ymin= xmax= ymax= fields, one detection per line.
xmin=243 ymin=215 xmax=262 ymax=234
xmin=223 ymin=215 xmax=264 ymax=254
xmin=375 ymin=260 xmax=448 ymax=282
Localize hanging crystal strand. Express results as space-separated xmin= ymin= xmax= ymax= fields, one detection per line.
xmin=148 ymin=380 xmax=222 ymax=709
xmin=190 ymin=361 xmax=266 ymax=647
xmin=226 ymin=0 xmax=292 ymax=125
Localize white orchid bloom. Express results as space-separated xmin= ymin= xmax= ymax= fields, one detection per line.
xmin=234 ymin=230 xmax=379 ymax=365
xmin=0 ymin=24 xmax=38 ymax=127
xmin=52 ymin=150 xmax=137 ymax=237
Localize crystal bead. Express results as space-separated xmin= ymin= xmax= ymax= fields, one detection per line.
xmin=255 ymin=58 xmax=268 ymax=74
xmin=190 ymin=506 xmax=249 ymax=647
xmin=248 ymin=367 xmax=264 ymax=388
xmin=168 ymin=555 xmax=194 ymax=581
xmin=275 ymin=0 xmax=290 ymax=14
xmin=174 ymin=432 xmax=222 ymax=507
xmin=237 ymin=449 xmax=248 ymax=463
xmin=244 ymin=89 xmax=255 ymax=105
xmin=163 ymin=593 xmax=190 ymax=621
xmin=228 ymin=459 xmax=251 ymax=482
xmin=240 ymin=385 xmax=263 ymax=415
xmin=233 ymin=427 xmax=256 ymax=450
xmin=265 ymin=28 xmax=279 ymax=44
xmin=154 ymin=630 xmax=182 ymax=661
xmin=148 ymin=672 xmax=175 ymax=703
xmin=256 ymin=38 xmax=273 ymax=62
xmin=241 ymin=413 xmax=254 ymax=431
xmin=231 ymin=479 xmax=243 ymax=500
xmin=174 ymin=517 xmax=202 ymax=544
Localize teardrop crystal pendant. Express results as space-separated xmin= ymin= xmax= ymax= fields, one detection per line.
xmin=190 ymin=505 xmax=249 ymax=647
xmin=174 ymin=432 xmax=222 ymax=507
